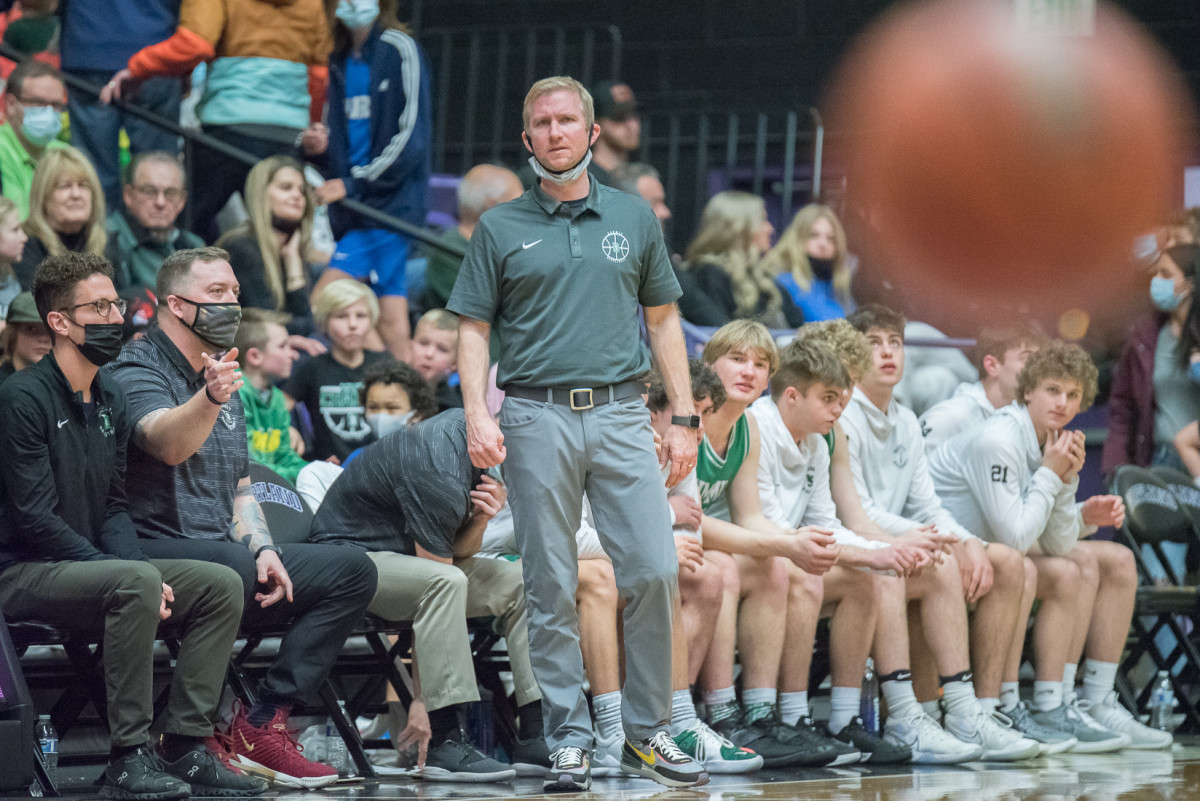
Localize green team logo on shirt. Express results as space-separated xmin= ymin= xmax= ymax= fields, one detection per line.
xmin=320 ymin=382 xmax=371 ymax=441
xmin=699 ymin=478 xmax=731 ymax=507
xmin=98 ymin=407 xmax=114 ymax=438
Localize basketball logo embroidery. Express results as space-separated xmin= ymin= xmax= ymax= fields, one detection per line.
xmin=602 ymin=231 xmax=630 ymax=263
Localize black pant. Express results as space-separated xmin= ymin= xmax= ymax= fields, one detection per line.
xmin=187 ymin=125 xmax=303 ymax=243
xmin=138 ymin=538 xmax=377 ymax=708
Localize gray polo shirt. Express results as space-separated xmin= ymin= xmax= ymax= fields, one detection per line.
xmin=447 ymin=179 xmax=680 ymax=387
xmin=106 ymin=325 xmax=250 ymax=541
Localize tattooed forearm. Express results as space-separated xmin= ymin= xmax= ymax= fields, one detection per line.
xmin=231 ymin=484 xmax=274 ymax=552
xmin=131 ymin=408 xmax=169 ymax=449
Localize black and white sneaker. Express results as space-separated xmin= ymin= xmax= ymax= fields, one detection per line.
xmin=621 ymin=730 xmax=709 ymax=788
xmin=833 ymin=717 xmax=912 ymax=764
xmin=159 ymin=743 xmax=269 ymax=796
xmin=766 ymin=715 xmax=862 ymax=767
xmin=418 ymin=728 xmax=516 ymax=783
xmin=544 ymin=745 xmax=590 ymax=793
xmin=100 ymin=746 xmax=191 ymax=801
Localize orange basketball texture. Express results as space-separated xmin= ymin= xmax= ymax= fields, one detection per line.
xmin=828 ymin=0 xmax=1193 ymax=322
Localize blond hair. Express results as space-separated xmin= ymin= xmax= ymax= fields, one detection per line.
xmin=761 ymin=203 xmax=851 ymax=301
xmin=794 ymin=319 xmax=871 ymax=382
xmin=0 ymin=195 xmax=18 ymax=281
xmin=24 ymin=147 xmax=107 ymax=259
xmin=312 ymin=278 xmax=380 ymax=332
xmin=417 ymin=307 xmax=458 ymax=334
xmin=683 ymin=191 xmax=782 ymax=320
xmin=702 ymin=319 xmax=779 ymax=376
xmin=523 ymin=76 xmax=594 ymax=133
xmin=218 ymin=156 xmax=314 ymax=311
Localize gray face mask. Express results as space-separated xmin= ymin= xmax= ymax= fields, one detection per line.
xmin=367 ymin=410 xmax=415 ymax=439
xmin=528 ymin=150 xmax=593 ymax=186
xmin=175 ymin=297 xmax=242 ymax=349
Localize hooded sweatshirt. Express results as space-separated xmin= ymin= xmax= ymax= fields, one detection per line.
xmin=918 ymin=380 xmax=996 ymax=453
xmin=839 ymin=386 xmax=977 ymax=542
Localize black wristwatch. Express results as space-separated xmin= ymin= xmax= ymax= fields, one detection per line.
xmin=255 ymin=544 xmax=282 ymax=560
xmin=671 ymin=415 xmax=701 ymax=429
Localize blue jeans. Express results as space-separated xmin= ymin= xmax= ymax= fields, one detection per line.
xmin=66 ymin=70 xmax=182 ymax=212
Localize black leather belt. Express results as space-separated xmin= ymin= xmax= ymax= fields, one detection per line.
xmin=503 ymin=380 xmax=646 ymax=410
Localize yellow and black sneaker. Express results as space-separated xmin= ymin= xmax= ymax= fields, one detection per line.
xmin=620 ymin=731 xmax=710 ymax=788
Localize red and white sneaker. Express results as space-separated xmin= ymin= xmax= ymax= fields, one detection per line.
xmin=226 ymin=705 xmax=339 ymax=789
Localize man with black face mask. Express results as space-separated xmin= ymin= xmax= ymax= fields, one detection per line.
xmin=107 ymin=247 xmax=378 ymax=789
xmin=0 ymin=252 xmax=262 ymax=800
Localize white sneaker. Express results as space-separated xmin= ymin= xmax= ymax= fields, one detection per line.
xmin=1079 ymin=692 xmax=1174 ymax=750
xmin=943 ymin=707 xmax=1041 ymax=761
xmin=1031 ymin=699 xmax=1130 ymax=753
xmin=672 ymin=720 xmax=763 ymax=774
xmin=883 ymin=711 xmax=984 ymax=764
xmin=591 ymin=728 xmax=622 ymax=777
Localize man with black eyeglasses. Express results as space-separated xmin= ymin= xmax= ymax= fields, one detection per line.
xmin=0 ymin=252 xmax=262 ymax=800
xmin=105 ymin=152 xmax=204 ymax=293
xmin=0 ymin=60 xmax=68 ymax=219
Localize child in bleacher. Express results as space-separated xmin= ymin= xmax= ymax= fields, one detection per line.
xmin=283 ymin=279 xmax=392 ymax=462
xmin=411 ymin=308 xmax=463 ymax=411
xmin=234 ymin=308 xmax=307 ymax=484
xmin=0 ymin=196 xmax=29 ymax=329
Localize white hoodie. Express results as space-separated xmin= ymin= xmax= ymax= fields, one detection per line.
xmin=748 ymin=396 xmax=885 ymax=551
xmin=839 ymin=387 xmax=977 ymax=542
xmin=927 ymin=404 xmax=1088 ymax=555
xmin=918 ymin=381 xmax=995 ymax=453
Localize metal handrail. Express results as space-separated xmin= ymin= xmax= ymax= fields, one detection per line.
xmin=0 ymin=43 xmax=466 ymax=259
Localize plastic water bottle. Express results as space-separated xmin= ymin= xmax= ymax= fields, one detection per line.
xmin=325 ymin=703 xmax=351 ymax=778
xmin=860 ymin=658 xmax=880 ymax=733
xmin=1148 ymin=670 xmax=1177 ymax=731
xmin=35 ymin=715 xmax=58 ymax=788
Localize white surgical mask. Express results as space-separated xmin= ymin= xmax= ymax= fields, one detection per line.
xmin=528 ymin=150 xmax=593 ymax=186
xmin=20 ymin=105 xmax=62 ymax=146
xmin=367 ymin=410 xmax=415 ymax=439
xmin=336 ymin=0 xmax=379 ymax=29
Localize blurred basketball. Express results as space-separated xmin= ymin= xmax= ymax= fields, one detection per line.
xmin=828 ymin=0 xmax=1193 ymax=328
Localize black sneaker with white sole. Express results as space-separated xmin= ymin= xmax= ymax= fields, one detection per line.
xmin=621 ymin=730 xmax=709 ymax=788
xmin=418 ymin=728 xmax=516 ymax=783
xmin=756 ymin=713 xmax=862 ymax=767
xmin=544 ymin=745 xmax=590 ymax=793
xmin=100 ymin=746 xmax=191 ymax=801
xmin=159 ymin=743 xmax=269 ymax=797
xmin=510 ymin=735 xmax=552 ymax=776
xmin=832 ymin=717 xmax=912 ymax=764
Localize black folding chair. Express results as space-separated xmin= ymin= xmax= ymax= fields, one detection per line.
xmin=1111 ymin=464 xmax=1200 ymax=732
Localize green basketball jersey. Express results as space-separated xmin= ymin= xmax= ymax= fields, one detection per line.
xmin=697 ymin=413 xmax=750 ymax=522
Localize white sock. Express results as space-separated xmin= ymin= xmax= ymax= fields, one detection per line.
xmin=670 ymin=689 xmax=699 ymax=734
xmin=978 ymin=697 xmax=999 ymax=715
xmin=921 ymin=699 xmax=941 ymax=720
xmin=1081 ymin=659 xmax=1119 ymax=705
xmin=1034 ymin=680 xmax=1063 ymax=712
xmin=1000 ymin=682 xmax=1021 ymax=711
xmin=594 ymin=691 xmax=622 ymax=741
xmin=829 ymin=687 xmax=861 ymax=734
xmin=778 ymin=691 xmax=809 ymax=727
xmin=1062 ymin=663 xmax=1078 ymax=702
xmin=941 ymin=680 xmax=979 ymax=718
xmin=881 ymin=675 xmax=922 ymax=721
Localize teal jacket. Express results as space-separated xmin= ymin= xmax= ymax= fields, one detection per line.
xmin=105 ymin=210 xmax=206 ymax=293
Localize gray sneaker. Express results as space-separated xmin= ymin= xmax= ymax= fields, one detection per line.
xmin=1004 ymin=702 xmax=1077 ymax=755
xmin=544 ymin=746 xmax=590 ymax=793
xmin=1030 ymin=700 xmax=1129 ymax=754
xmin=418 ymin=729 xmax=516 ymax=782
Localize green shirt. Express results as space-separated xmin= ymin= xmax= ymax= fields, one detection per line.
xmin=447 ymin=178 xmax=680 ymax=387
xmin=424 ymin=227 xmax=468 ymax=309
xmin=0 ymin=123 xmax=67 ymax=220
xmin=697 ymin=413 xmax=750 ymax=522
xmin=238 ymin=383 xmax=308 ymax=484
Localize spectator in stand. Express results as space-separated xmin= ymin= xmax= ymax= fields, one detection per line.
xmin=234 ymin=308 xmax=307 ymax=484
xmin=411 ymin=308 xmax=462 ymax=411
xmin=284 ymin=278 xmax=392 ymax=462
xmin=614 ymin=162 xmax=671 ymax=235
xmin=0 ymin=59 xmax=67 ymax=219
xmin=47 ymin=0 xmax=183 ymax=212
xmin=588 ymin=80 xmax=640 ymax=187
xmin=762 ymin=204 xmax=854 ymax=322
xmin=311 ymin=0 xmax=432 ymax=363
xmin=424 ymin=164 xmax=523 ymax=311
xmin=2 ymin=0 xmax=58 ymax=60
xmin=106 ymin=246 xmax=378 ymax=789
xmin=0 ymin=196 xmax=29 ymax=325
xmin=103 ymin=0 xmax=332 ymax=243
xmin=1102 ymin=243 xmax=1200 ymax=476
xmin=0 ymin=290 xmax=49 ymax=383
xmin=15 ymin=146 xmax=106 ymax=288
xmin=105 ymin=152 xmax=204 ymax=294
xmin=217 ymin=156 xmax=325 ymax=351
xmin=677 ymin=191 xmax=803 ymax=330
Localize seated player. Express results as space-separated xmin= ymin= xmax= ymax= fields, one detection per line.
xmin=929 ymin=341 xmax=1169 ymax=750
xmin=233 ymin=308 xmax=307 ymax=483
xmin=840 ymin=306 xmax=1041 ymax=759
xmin=749 ymin=339 xmax=987 ymax=764
xmin=308 ymin=408 xmax=546 ymax=781
xmin=0 ymin=252 xmax=263 ymax=799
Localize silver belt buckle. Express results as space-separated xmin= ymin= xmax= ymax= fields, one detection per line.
xmin=569 ymin=388 xmax=594 ymax=410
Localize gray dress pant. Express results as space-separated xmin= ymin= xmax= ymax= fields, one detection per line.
xmin=500 ymin=394 xmax=678 ymax=750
